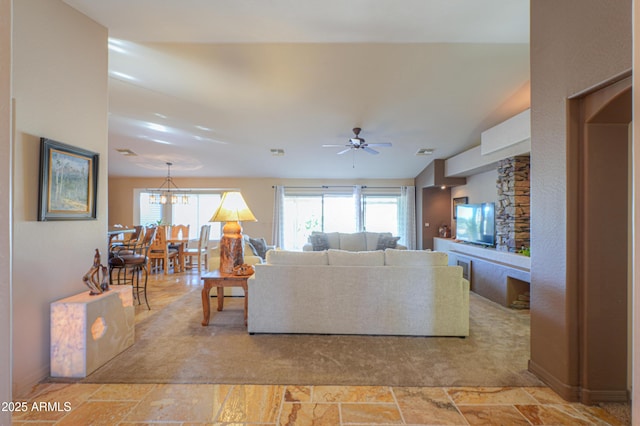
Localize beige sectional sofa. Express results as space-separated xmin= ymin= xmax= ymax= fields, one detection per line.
xmin=247 ymin=249 xmax=469 ymax=336
xmin=302 ymin=231 xmax=407 ymax=251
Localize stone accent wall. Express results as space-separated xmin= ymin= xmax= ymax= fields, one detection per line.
xmin=496 ymin=155 xmax=530 ymax=252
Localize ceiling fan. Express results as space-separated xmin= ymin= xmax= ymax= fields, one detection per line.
xmin=323 ymin=127 xmax=392 ymax=155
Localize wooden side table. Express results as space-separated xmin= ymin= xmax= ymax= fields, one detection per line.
xmin=201 ymin=270 xmax=250 ymax=326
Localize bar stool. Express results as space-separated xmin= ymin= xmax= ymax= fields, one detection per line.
xmin=109 ymin=226 xmax=157 ymax=309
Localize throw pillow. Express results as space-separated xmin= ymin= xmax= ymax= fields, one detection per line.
xmin=242 ymin=236 xmax=260 ymax=257
xmin=248 ymin=237 xmax=268 ymax=259
xmin=309 ymin=232 xmax=330 ymax=251
xmin=376 ymin=234 xmax=401 ymax=250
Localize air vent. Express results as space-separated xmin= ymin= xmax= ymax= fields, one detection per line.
xmin=416 ymin=148 xmax=435 ymax=156
xmin=116 ymin=148 xmax=137 ymax=156
xmin=270 ymin=148 xmax=285 ymax=156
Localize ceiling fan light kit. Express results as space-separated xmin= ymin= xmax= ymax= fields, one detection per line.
xmin=323 ymin=127 xmax=392 ymax=155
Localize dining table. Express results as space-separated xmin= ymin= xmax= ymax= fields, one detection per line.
xmin=107 ymin=227 xmax=136 ymax=246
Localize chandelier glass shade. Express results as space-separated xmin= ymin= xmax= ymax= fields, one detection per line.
xmin=147 ymin=162 xmax=190 ymax=205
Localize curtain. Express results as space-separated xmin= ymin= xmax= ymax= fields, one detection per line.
xmin=272 ymin=185 xmax=285 ymax=248
xmin=399 ymin=186 xmax=416 ymax=249
xmin=353 ymin=185 xmax=363 ymax=231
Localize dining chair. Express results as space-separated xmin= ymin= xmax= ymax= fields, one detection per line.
xmin=184 ymin=224 xmax=210 ymax=272
xmin=108 ymin=226 xmax=157 ymax=309
xmin=149 ymin=225 xmax=179 ymax=274
xmin=170 ymin=224 xmax=190 ymax=240
xmin=169 ymin=224 xmax=190 ymax=255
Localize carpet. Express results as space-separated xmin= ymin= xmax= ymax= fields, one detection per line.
xmin=82 ymin=290 xmax=544 ymax=387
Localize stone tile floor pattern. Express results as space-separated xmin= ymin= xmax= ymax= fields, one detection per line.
xmin=13 ymin=269 xmax=630 ymax=425
xmin=12 ymin=383 xmax=628 ymax=425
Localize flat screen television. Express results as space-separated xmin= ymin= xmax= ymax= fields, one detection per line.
xmin=455 ymin=202 xmax=496 ymax=247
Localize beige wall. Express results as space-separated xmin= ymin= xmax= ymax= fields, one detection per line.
xmin=0 ymin=0 xmax=12 ymax=421
xmin=12 ymin=0 xmax=108 ymax=396
xmin=529 ymin=0 xmax=632 ymax=400
xmin=450 ymin=169 xmax=499 ymax=205
xmin=109 ymin=177 xmax=414 ymax=244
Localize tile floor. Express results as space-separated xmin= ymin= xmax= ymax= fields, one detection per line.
xmin=12 ymin=383 xmax=628 ymax=425
xmin=13 ymin=269 xmax=630 ymax=425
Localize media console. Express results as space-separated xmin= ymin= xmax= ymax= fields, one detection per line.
xmin=433 ymin=237 xmax=531 ymax=308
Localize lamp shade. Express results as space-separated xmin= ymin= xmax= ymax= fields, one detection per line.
xmin=209 ymin=191 xmax=257 ymax=223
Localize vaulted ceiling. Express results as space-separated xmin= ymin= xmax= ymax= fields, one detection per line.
xmin=63 ymin=0 xmax=530 ymax=179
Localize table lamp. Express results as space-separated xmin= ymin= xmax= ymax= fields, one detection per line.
xmin=209 ymin=191 xmax=257 ymax=273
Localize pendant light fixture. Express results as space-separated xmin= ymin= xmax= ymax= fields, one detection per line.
xmin=148 ymin=162 xmax=190 ymax=205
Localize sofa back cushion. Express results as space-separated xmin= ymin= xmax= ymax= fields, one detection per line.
xmin=327 ymin=249 xmax=385 ymax=266
xmin=325 ymin=232 xmax=341 ymax=249
xmin=339 ymin=232 xmax=367 ymax=251
xmin=266 ymin=250 xmax=329 ymax=265
xmin=365 ymin=232 xmax=383 ymax=251
xmin=384 ymin=249 xmax=448 ymax=266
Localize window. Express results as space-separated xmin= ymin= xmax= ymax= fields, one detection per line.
xmin=281 ymin=187 xmax=402 ymax=250
xmin=139 ymin=192 xmax=162 ymax=227
xmin=363 ymin=195 xmax=399 ymax=235
xmin=137 ymin=191 xmax=221 ymax=240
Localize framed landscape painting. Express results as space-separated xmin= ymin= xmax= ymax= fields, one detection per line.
xmin=38 ymin=138 xmax=99 ymax=221
xmin=452 ymin=196 xmax=468 ymax=220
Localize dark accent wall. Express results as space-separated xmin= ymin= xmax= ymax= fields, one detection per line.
xmin=530 ymin=0 xmax=632 ymax=404
xmin=421 ymin=187 xmax=451 ymax=250
xmin=415 ymin=159 xmax=466 ymax=250
xmin=568 ymin=80 xmax=631 ymax=403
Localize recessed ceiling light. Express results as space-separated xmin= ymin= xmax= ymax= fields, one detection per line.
xmin=195 ymin=125 xmax=213 ymax=132
xmin=270 ymin=148 xmax=285 ymax=156
xmin=115 ymin=148 xmax=137 ymax=156
xmin=416 ymin=148 xmax=435 ymax=156
xmin=154 ymin=113 xmax=167 ymax=119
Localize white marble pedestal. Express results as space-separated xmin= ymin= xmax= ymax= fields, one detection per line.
xmin=50 ymin=285 xmax=134 ymax=378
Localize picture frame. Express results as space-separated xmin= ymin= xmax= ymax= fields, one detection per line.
xmin=38 ymin=138 xmax=99 ymax=221
xmin=452 ymin=196 xmax=468 ymax=220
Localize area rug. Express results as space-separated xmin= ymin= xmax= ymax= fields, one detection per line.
xmin=82 ymin=290 xmax=544 ymax=387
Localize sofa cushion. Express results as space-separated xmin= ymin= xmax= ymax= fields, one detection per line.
xmin=384 ymin=249 xmax=448 ymax=266
xmin=339 ymin=232 xmax=366 ymax=251
xmin=327 ymin=249 xmax=385 ymax=266
xmin=266 ymin=250 xmax=329 ymax=265
xmin=365 ymin=232 xmax=385 ymax=250
xmin=309 ymin=232 xmax=330 ymax=251
xmin=376 ymin=234 xmax=401 ymax=250
xmin=325 ymin=232 xmax=341 ymax=249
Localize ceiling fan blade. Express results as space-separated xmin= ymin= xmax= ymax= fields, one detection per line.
xmin=363 ymin=147 xmax=379 ymax=155
xmin=322 ymin=144 xmax=347 ymax=148
xmin=337 ymin=148 xmax=352 ymax=155
xmin=366 ymin=142 xmax=392 ymax=147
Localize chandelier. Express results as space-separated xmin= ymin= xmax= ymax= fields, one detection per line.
xmin=147 ymin=162 xmax=190 ymax=205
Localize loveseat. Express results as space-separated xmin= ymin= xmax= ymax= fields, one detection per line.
xmin=247 ymin=249 xmax=469 ymax=336
xmin=302 ymin=231 xmax=407 ymax=251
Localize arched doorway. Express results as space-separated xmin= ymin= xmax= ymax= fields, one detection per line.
xmin=567 ymin=76 xmax=632 ymax=404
